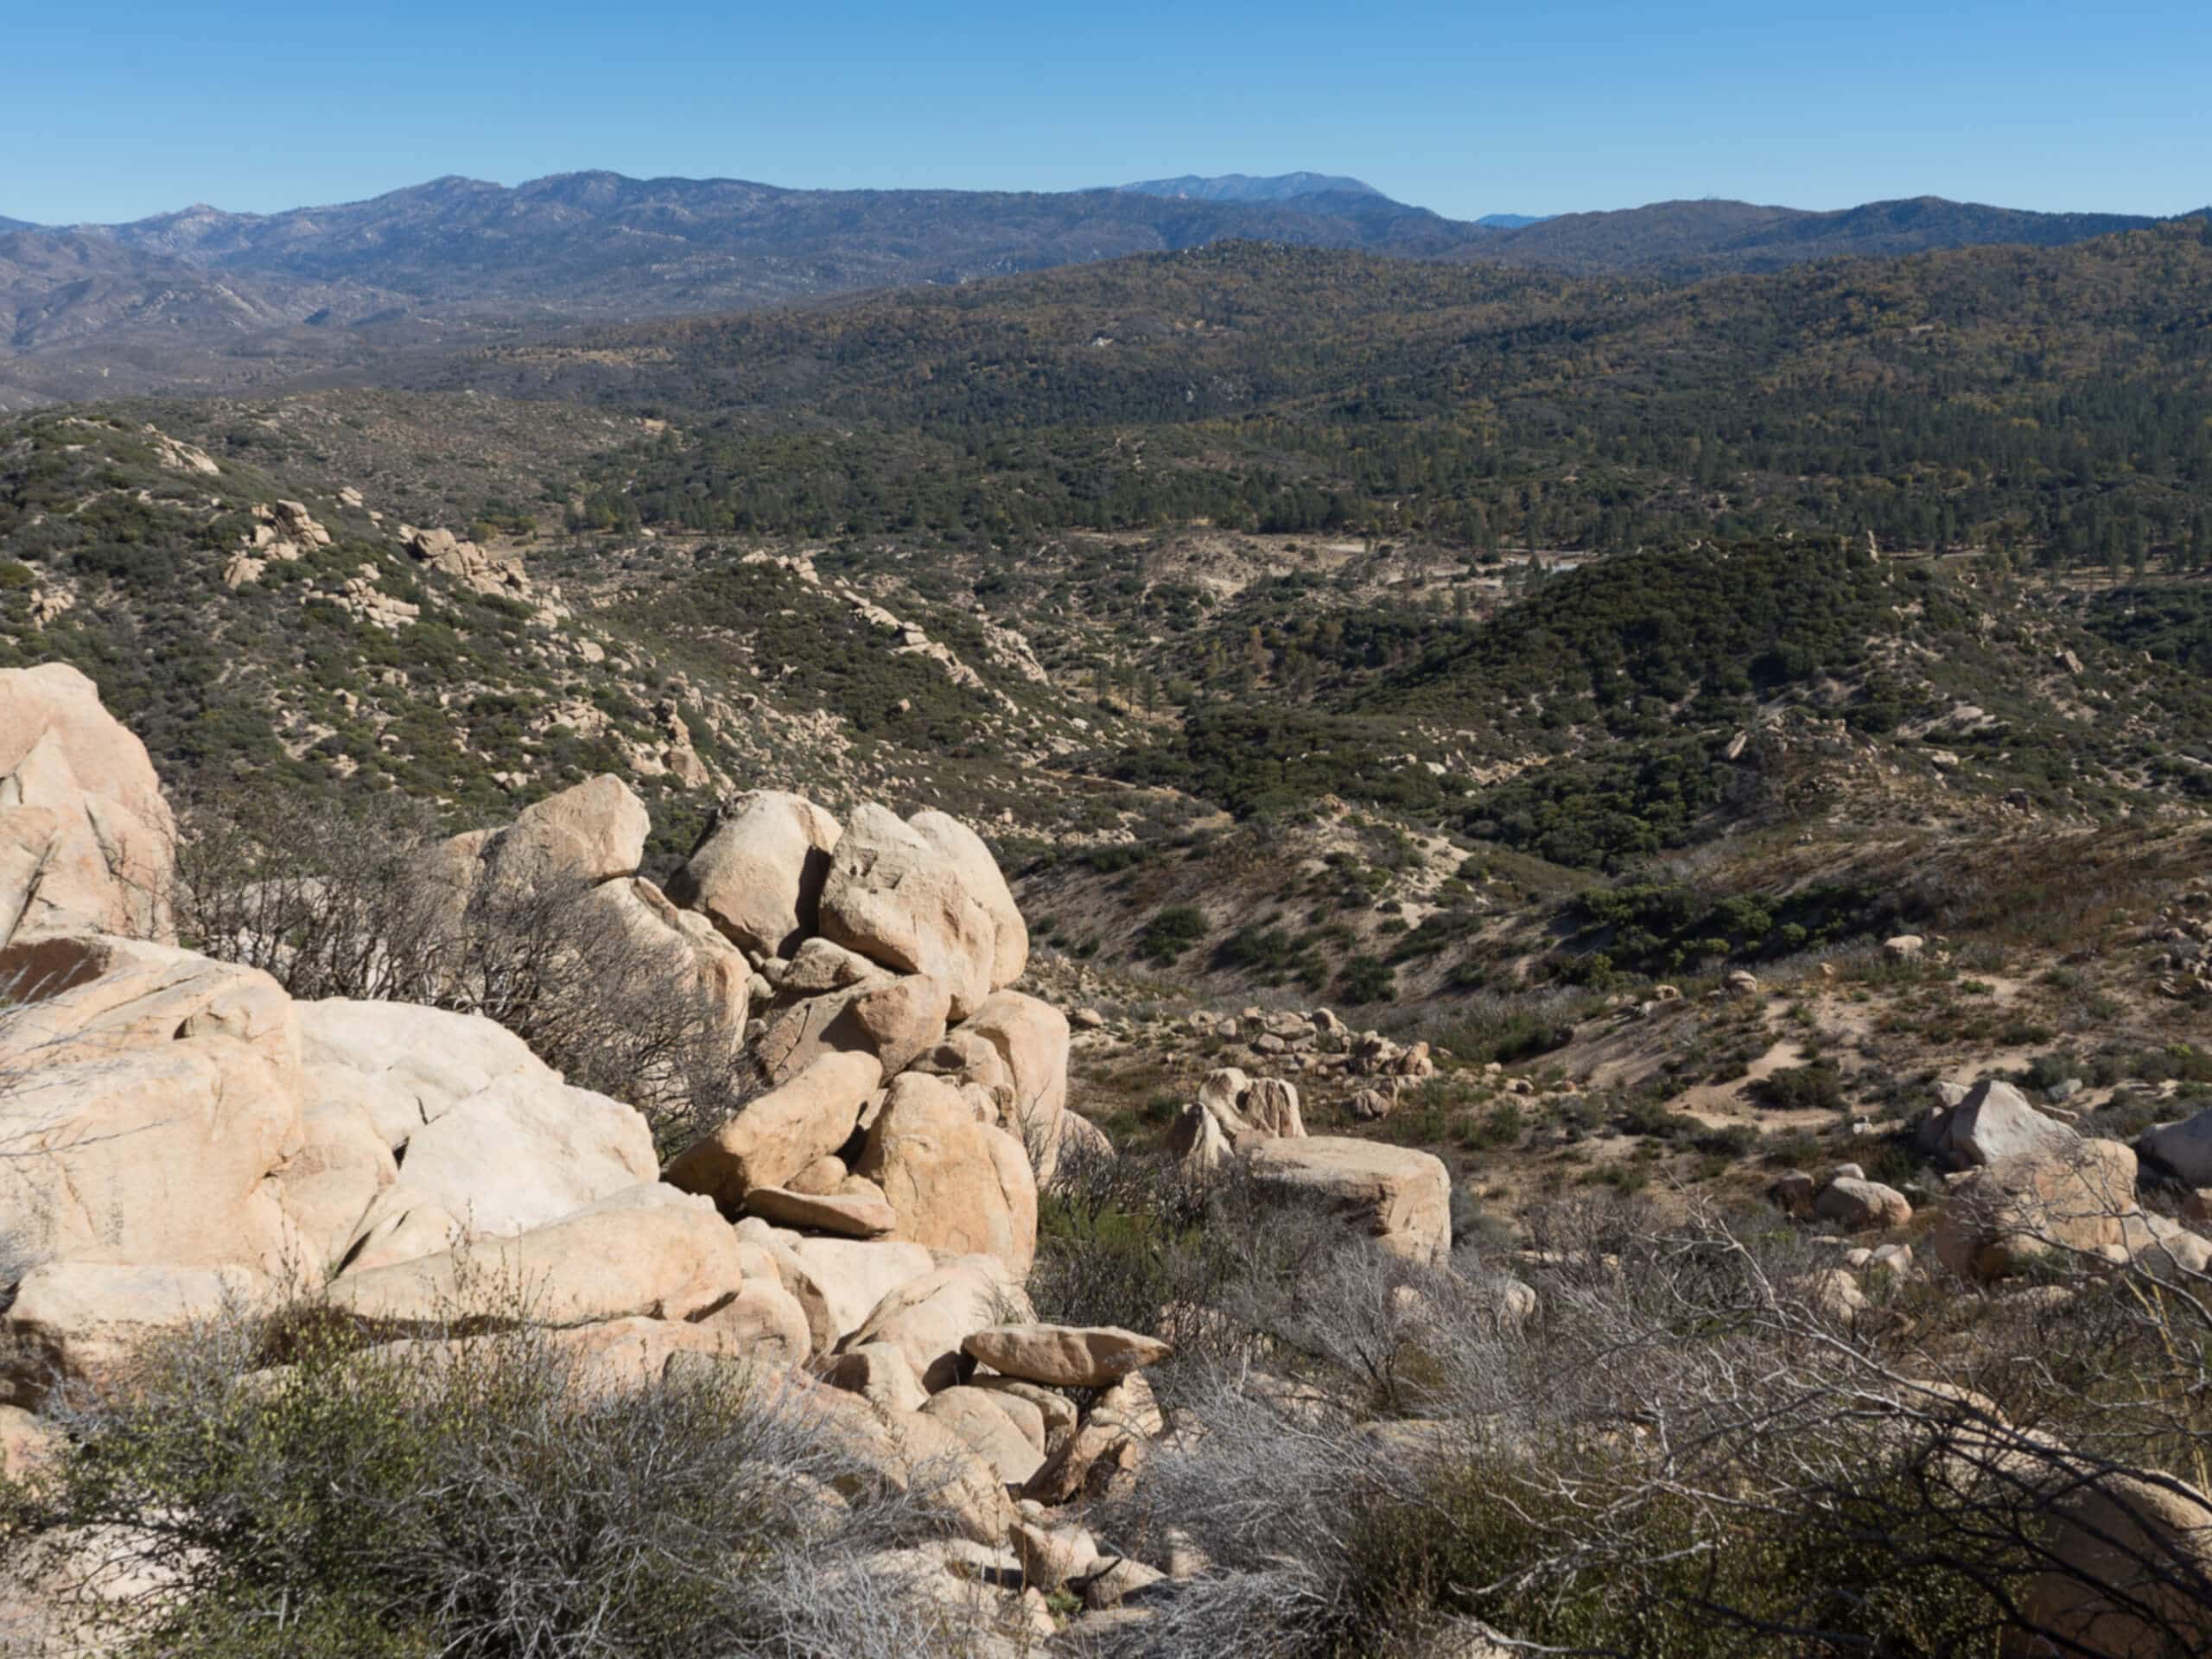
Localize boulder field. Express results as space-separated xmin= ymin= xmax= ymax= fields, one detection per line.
xmin=0 ymin=665 xmax=1446 ymax=1585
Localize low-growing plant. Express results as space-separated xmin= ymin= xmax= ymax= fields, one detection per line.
xmin=1 ymin=1307 xmax=957 ymax=1658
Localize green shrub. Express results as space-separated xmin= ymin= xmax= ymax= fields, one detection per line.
xmin=3 ymin=1309 xmax=934 ymax=1657
xmin=1338 ymin=955 xmax=1396 ymax=1005
xmin=1752 ymin=1062 xmax=1847 ymax=1113
xmin=1134 ymin=904 xmax=1209 ymax=965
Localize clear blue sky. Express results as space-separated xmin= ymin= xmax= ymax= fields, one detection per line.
xmin=9 ymin=0 xmax=2207 ymax=225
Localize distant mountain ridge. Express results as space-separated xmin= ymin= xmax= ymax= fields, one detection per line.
xmin=1472 ymin=194 xmax=2170 ymax=276
xmin=3 ymin=170 xmax=2202 ymax=407
xmin=1118 ymin=172 xmax=1387 ymax=202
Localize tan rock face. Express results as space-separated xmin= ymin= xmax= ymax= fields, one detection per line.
xmin=3 ymin=1262 xmax=264 ymax=1408
xmin=921 ymin=1385 xmax=1047 ymax=1485
xmin=908 ymin=811 xmax=1028 ymax=994
xmin=691 ymin=1284 xmax=812 ymax=1370
xmin=0 ymin=662 xmax=175 ymax=944
xmin=858 ymin=1073 xmax=1039 ymax=1276
xmin=818 ymin=804 xmax=1012 ymax=1020
xmin=670 ymin=791 xmax=842 ymax=957
xmin=1814 ymin=1176 xmax=1913 ymax=1232
xmin=2027 ymin=1471 xmax=2212 ymax=1658
xmin=298 ymin=997 xmax=550 ymax=1146
xmin=582 ymin=877 xmax=751 ymax=1035
xmin=0 ymin=1405 xmax=58 ymax=1480
xmin=961 ymin=991 xmax=1071 ymax=1175
xmin=785 ymin=1236 xmax=938 ymax=1344
xmin=0 ymin=942 xmax=306 ymax=1276
xmin=843 ymin=1255 xmax=1033 ymax=1392
xmin=325 ymin=1186 xmax=744 ymax=1329
xmin=744 ymin=1183 xmax=897 ymax=1237
xmin=1920 ymin=1078 xmax=2078 ymax=1170
xmin=664 ymin=1051 xmax=880 ymax=1211
xmin=963 ymin=1324 xmax=1173 ymax=1389
xmin=341 ymin=1071 xmax=659 ymax=1265
xmin=755 ymin=972 xmax=950 ymax=1083
xmin=1239 ymin=1077 xmax=1306 ymax=1140
xmin=1245 ymin=1136 xmax=1452 ymax=1268
xmin=487 ymin=773 xmax=649 ymax=887
xmin=276 ymin=1095 xmax=400 ymax=1268
xmin=1166 ymin=1100 xmax=1231 ymax=1176
xmin=1934 ymin=1140 xmax=2141 ymax=1281
xmin=779 ymin=938 xmax=882 ymax=997
xmin=817 ymin=1340 xmax=931 ymax=1417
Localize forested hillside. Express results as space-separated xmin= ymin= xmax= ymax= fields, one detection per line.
xmin=429 ymin=221 xmax=2212 ymax=566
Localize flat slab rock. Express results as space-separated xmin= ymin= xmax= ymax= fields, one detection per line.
xmin=743 ymin=1184 xmax=896 ymax=1237
xmin=962 ymin=1322 xmax=1172 ymax=1389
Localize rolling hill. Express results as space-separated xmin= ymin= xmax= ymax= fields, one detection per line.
xmin=3 ymin=170 xmax=2203 ymax=407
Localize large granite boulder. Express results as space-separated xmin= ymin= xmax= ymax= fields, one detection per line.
xmin=1244 ymin=1136 xmax=1452 ymax=1268
xmin=668 ymin=791 xmax=842 ymax=957
xmin=0 ymin=662 xmax=175 ymax=945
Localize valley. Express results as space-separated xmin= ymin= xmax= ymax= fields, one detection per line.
xmin=6 ymin=158 xmax=2212 ymax=1658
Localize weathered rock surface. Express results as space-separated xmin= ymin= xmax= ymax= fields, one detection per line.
xmin=921 ymin=1385 xmax=1047 ymax=1485
xmin=0 ymin=938 xmax=305 ymax=1275
xmin=3 ymin=1262 xmax=262 ymax=1408
xmin=297 ymin=998 xmax=550 ymax=1145
xmin=1920 ymin=1078 xmax=2078 ymax=1170
xmin=858 ymin=1072 xmax=1039 ymax=1275
xmin=0 ymin=662 xmax=175 ymax=945
xmin=1934 ymin=1140 xmax=2142 ymax=1281
xmin=842 ymin=1255 xmax=1033 ymax=1392
xmin=2026 ymin=1471 xmax=2212 ymax=1658
xmin=744 ymin=1182 xmax=897 ymax=1237
xmin=664 ymin=1051 xmax=881 ymax=1211
xmin=669 ymin=791 xmax=842 ymax=957
xmin=754 ymin=971 xmax=949 ymax=1083
xmin=340 ymin=1071 xmax=658 ymax=1266
xmin=1815 ymin=1176 xmax=1914 ymax=1232
xmin=2140 ymin=1106 xmax=2212 ymax=1188
xmin=960 ymin=990 xmax=1071 ymax=1173
xmin=1245 ymin=1136 xmax=1452 ymax=1267
xmin=818 ymin=804 xmax=1020 ymax=1020
xmin=963 ymin=1324 xmax=1173 ymax=1389
xmin=325 ymin=1186 xmax=745 ymax=1329
xmin=785 ymin=1236 xmax=939 ymax=1341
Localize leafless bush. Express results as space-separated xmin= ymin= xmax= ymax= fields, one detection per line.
xmin=170 ymin=791 xmax=749 ymax=1153
xmin=172 ymin=790 xmax=464 ymax=1004
xmin=5 ymin=1299 xmax=961 ymax=1658
xmin=1029 ymin=1151 xmax=1356 ymax=1402
xmin=1085 ymin=1192 xmax=2212 ymax=1657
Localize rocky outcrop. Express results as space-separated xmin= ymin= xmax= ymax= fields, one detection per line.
xmin=401 ymin=524 xmax=530 ymax=601
xmin=2139 ymin=1106 xmax=2212 ymax=1187
xmin=0 ymin=663 xmax=175 ymax=945
xmin=664 ymin=1052 xmax=881 ymax=1211
xmin=325 ymin=1185 xmax=744 ymax=1329
xmin=0 ymin=676 xmax=1104 ymax=1626
xmin=1934 ymin=1140 xmax=2148 ymax=1281
xmin=1813 ymin=1173 xmax=1914 ymax=1232
xmin=0 ymin=936 xmax=304 ymax=1284
xmin=1919 ymin=1078 xmax=2077 ymax=1170
xmin=857 ymin=1073 xmax=1039 ymax=1277
xmin=817 ymin=804 xmax=1026 ymax=1021
xmin=963 ymin=1324 xmax=1172 ymax=1389
xmin=2026 ymin=1471 xmax=2212 ymax=1656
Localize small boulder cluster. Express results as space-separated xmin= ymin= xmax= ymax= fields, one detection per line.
xmin=1185 ymin=1004 xmax=1436 ymax=1122
xmin=1915 ymin=1079 xmax=2212 ymax=1284
xmin=2147 ymin=874 xmax=2212 ymax=1001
